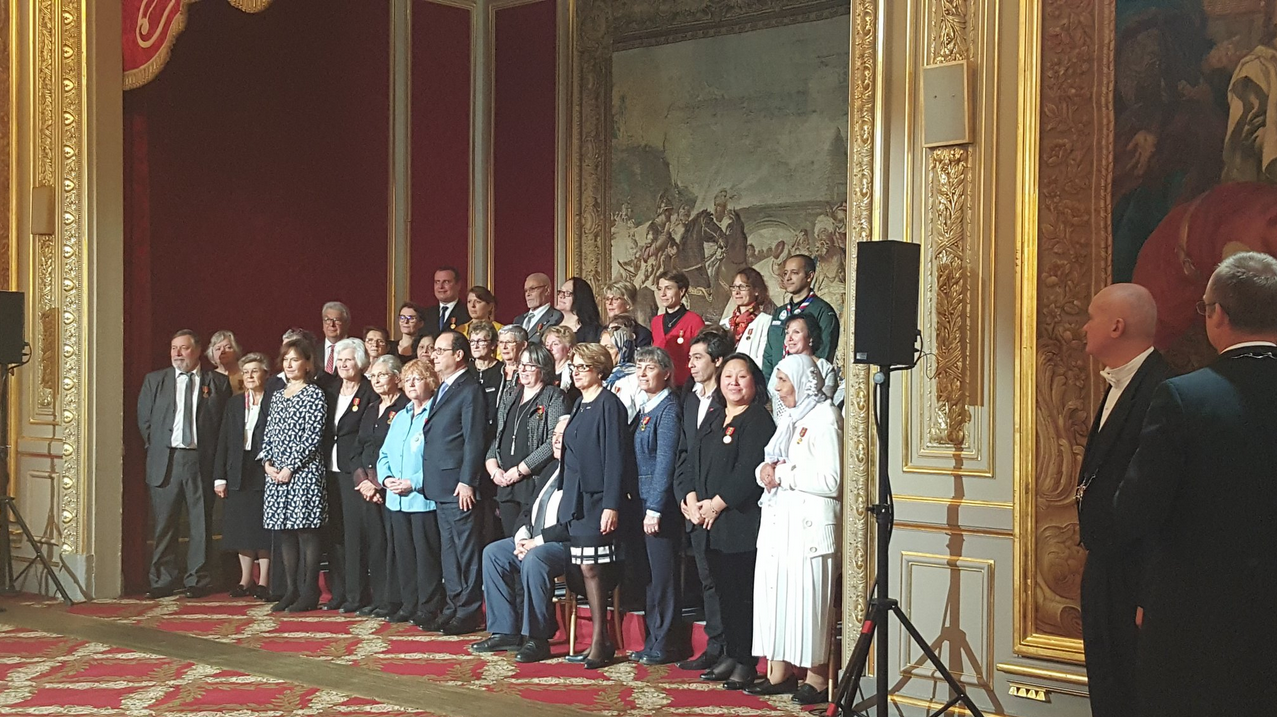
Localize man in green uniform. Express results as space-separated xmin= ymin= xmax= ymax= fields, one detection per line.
xmin=762 ymin=254 xmax=840 ymax=376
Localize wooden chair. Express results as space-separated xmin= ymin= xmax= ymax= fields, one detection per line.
xmin=564 ymin=583 xmax=626 ymax=657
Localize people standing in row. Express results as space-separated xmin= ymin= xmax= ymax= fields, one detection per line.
xmin=762 ymin=255 xmax=839 ymax=377
xmin=512 ymin=273 xmax=562 ymax=342
xmin=721 ymin=268 xmax=773 ymax=371
xmin=207 ymin=330 xmax=244 ymax=394
xmin=328 ymin=338 xmax=377 ymax=612
xmin=557 ymin=277 xmax=605 ymax=343
xmin=423 ymin=267 xmax=469 ymax=337
xmin=651 ymin=271 xmax=706 ymax=388
xmin=319 ymin=302 xmax=351 ymax=385
xmin=462 ymin=286 xmax=503 ymax=336
xmin=362 ymin=326 xmax=390 ymax=369
xmin=213 ymin=352 xmax=272 ymax=599
xmin=137 ymin=330 xmax=232 ymax=599
xmin=396 ymin=302 xmax=425 ymax=362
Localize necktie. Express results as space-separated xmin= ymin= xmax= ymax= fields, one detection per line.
xmin=531 ymin=470 xmax=559 ymax=537
xmin=430 ymin=380 xmax=449 ymax=412
xmin=180 ymin=372 xmax=195 ymax=447
xmin=524 ymin=311 xmax=535 ymax=329
xmin=439 ymin=306 xmax=448 ymax=332
xmin=325 ymin=344 xmax=334 ymax=374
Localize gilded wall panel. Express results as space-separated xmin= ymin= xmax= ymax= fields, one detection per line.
xmin=1 ymin=0 xmax=9 ymax=290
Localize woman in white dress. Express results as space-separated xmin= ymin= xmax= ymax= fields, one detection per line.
xmin=719 ymin=267 xmax=773 ymax=368
xmin=749 ymin=353 xmax=842 ymax=705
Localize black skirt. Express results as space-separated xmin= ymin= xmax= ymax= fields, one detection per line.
xmin=221 ymin=485 xmax=270 ymax=553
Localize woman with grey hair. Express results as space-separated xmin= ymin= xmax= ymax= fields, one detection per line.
xmin=208 ymin=330 xmax=245 ymax=393
xmin=601 ymin=325 xmax=642 ymax=421
xmin=326 ymin=337 xmax=378 ymax=611
xmin=214 ymin=352 xmax=273 ymax=598
xmin=350 ymin=353 xmax=410 ymax=617
xmin=603 ymin=281 xmax=653 ymax=347
xmin=485 ymin=342 xmax=566 ymax=536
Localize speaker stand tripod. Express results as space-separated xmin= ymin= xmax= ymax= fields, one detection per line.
xmin=828 ymin=368 xmax=984 ymax=717
xmin=0 ymin=363 xmax=75 ymax=607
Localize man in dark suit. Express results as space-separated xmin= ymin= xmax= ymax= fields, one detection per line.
xmin=1116 ymin=251 xmax=1277 ymax=717
xmin=422 ymin=330 xmax=487 ymax=633
xmin=471 ymin=417 xmax=570 ymax=663
xmin=1075 ymin=283 xmax=1167 ymax=717
xmin=136 ymin=329 xmax=232 ymax=598
xmin=672 ymin=330 xmax=731 ymax=671
xmin=511 ymin=272 xmax=563 ymax=342
xmin=421 ymin=267 xmax=469 ymax=338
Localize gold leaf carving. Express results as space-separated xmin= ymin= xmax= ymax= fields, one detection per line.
xmin=0 ymin=2 xmax=8 ymax=289
xmin=925 ymin=146 xmax=972 ymax=447
xmin=59 ymin=0 xmax=86 ymax=554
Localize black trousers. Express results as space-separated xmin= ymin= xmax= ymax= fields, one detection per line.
xmin=642 ymin=520 xmax=683 ymax=655
xmin=341 ymin=474 xmax=389 ymax=608
xmin=388 ymin=510 xmax=445 ymax=617
xmin=706 ymin=548 xmax=756 ymax=663
xmin=1081 ymin=550 xmax=1140 ymax=717
xmin=323 ymin=471 xmax=347 ymax=603
xmin=148 ymin=448 xmax=212 ymax=590
xmin=690 ymin=527 xmax=725 ymax=656
xmin=380 ymin=503 xmax=402 ymax=611
xmin=436 ymin=500 xmax=484 ymax=626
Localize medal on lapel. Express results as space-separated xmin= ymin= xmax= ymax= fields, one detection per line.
xmin=797 ymin=427 xmax=808 ymax=445
xmin=449 ymin=316 xmax=457 ymax=329
xmin=745 ymin=328 xmax=754 ymax=341
xmin=676 ymin=330 xmax=685 ymax=345
xmin=536 ymin=405 xmax=545 ymax=416
xmin=641 ymin=415 xmax=651 ymax=432
xmin=351 ymin=397 xmax=361 ymax=412
xmin=201 ymin=385 xmax=210 ymax=399
xmin=723 ymin=426 xmax=736 ymax=444
xmin=387 ymin=410 xmax=397 ymax=422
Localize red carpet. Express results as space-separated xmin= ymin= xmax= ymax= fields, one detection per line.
xmin=46 ymin=596 xmax=814 ymax=715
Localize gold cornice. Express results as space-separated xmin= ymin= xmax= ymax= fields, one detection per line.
xmin=893 ymin=494 xmax=1013 ymax=509
xmin=996 ymin=661 xmax=1088 ymax=687
xmin=895 ymin=521 xmax=1013 ymax=539
xmin=226 ymin=0 xmax=275 ymax=12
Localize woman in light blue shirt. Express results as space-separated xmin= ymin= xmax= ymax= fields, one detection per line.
xmin=378 ymin=359 xmax=445 ymax=627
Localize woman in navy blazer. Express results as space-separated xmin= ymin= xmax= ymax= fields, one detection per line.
xmin=327 ymin=338 xmax=379 ymax=612
xmin=214 ymin=353 xmax=274 ymax=599
xmin=631 ymin=346 xmax=685 ymax=665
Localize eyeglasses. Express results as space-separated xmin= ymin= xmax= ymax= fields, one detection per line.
xmin=322 ymin=317 xmax=344 ymax=325
xmin=365 ymin=338 xmax=387 ymax=345
xmin=729 ymin=284 xmax=750 ymax=291
xmin=518 ymin=363 xmax=541 ymax=372
xmin=557 ymin=290 xmax=574 ymax=298
xmin=471 ymin=338 xmax=491 ymax=346
xmin=524 ymin=285 xmax=549 ymax=294
xmin=368 ymin=371 xmax=393 ymax=380
xmin=398 ymin=315 xmax=418 ymax=322
xmin=432 ymin=346 xmax=458 ymax=355
xmin=498 ymin=339 xmax=519 ymax=346
xmin=1196 ymin=300 xmax=1218 ymax=316
xmin=570 ymin=364 xmax=593 ymax=373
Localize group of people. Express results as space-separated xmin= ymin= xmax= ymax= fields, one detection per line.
xmin=136 ymin=258 xmax=847 ymax=703
xmin=1076 ymin=251 xmax=1277 ymax=717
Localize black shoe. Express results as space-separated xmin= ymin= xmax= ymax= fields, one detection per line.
xmin=356 ymin=605 xmax=379 ymax=617
xmin=228 ymin=583 xmax=254 ymax=598
xmin=471 ymin=633 xmax=523 ymax=653
xmin=184 ymin=586 xmax=211 ymax=599
xmin=792 ymin=683 xmax=828 ymax=705
xmin=411 ymin=613 xmax=443 ymax=631
xmin=253 ymin=586 xmax=274 ymax=601
xmin=583 ymin=644 xmax=617 ymax=670
xmin=339 ymin=602 xmax=364 ymax=614
xmin=515 ymin=638 xmax=552 ymax=663
xmin=286 ymin=597 xmax=320 ymax=613
xmin=271 ymin=592 xmax=299 ymax=612
xmin=630 ymin=649 xmax=649 ymax=663
xmin=386 ymin=610 xmax=414 ymax=624
xmin=639 ymin=650 xmax=678 ymax=666
xmin=746 ymin=674 xmax=798 ymax=695
xmin=723 ymin=664 xmax=760 ymax=691
xmin=677 ymin=651 xmax=721 ymax=671
xmin=322 ymin=598 xmax=344 ymax=611
xmin=700 ymin=656 xmax=738 ymax=682
xmin=145 ymin=586 xmax=176 ymax=600
xmin=372 ymin=606 xmax=394 ymax=619
xmin=441 ymin=619 xmax=481 ymax=636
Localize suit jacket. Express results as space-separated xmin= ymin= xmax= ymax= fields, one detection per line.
xmin=353 ymin=393 xmax=411 ymax=487
xmin=514 ymin=459 xmax=569 ymax=544
xmin=511 ymin=307 xmax=564 ymax=341
xmin=486 ymin=383 xmax=566 ymax=475
xmin=419 ymin=370 xmax=487 ymax=502
xmin=327 ymin=377 xmax=379 ymax=473
xmin=1115 ymin=344 xmax=1277 ymax=714
xmin=1076 ymin=350 xmax=1168 ymax=557
xmin=212 ymin=394 xmax=266 ymax=492
xmin=137 ymin=367 xmax=232 ymax=487
xmin=422 ymin=303 xmax=470 ymax=338
xmin=634 ymin=392 xmax=682 ymax=517
xmin=690 ymin=401 xmax=774 ymax=552
xmin=673 ymin=388 xmax=716 ymax=516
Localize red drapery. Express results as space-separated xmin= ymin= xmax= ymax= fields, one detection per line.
xmin=123 ymin=0 xmax=274 ymax=90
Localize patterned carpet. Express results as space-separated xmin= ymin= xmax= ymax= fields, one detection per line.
xmin=0 ymin=624 xmax=440 ymax=716
xmin=0 ymin=597 xmax=820 ymax=716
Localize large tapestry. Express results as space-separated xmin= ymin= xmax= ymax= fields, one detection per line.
xmin=608 ymin=17 xmax=849 ymax=322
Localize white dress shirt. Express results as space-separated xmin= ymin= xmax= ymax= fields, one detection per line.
xmin=522 ymin=303 xmax=551 ymax=330
xmin=1222 ymin=341 xmax=1277 ymax=353
xmin=516 ymin=466 xmax=564 ymax=546
xmin=692 ymin=381 xmax=714 ymax=428
xmin=330 ymin=392 xmax=356 ymax=471
xmin=1098 ymin=346 xmax=1154 ymax=428
xmin=170 ymin=367 xmax=201 ymax=449
xmin=439 ymin=301 xmax=459 ymax=330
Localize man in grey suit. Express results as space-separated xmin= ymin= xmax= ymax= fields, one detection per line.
xmin=511 ymin=273 xmax=563 ymax=342
xmin=421 ymin=331 xmax=487 ymax=634
xmin=137 ymin=330 xmax=232 ymax=598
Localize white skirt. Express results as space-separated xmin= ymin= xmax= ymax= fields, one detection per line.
xmin=751 ymin=517 xmax=837 ymax=667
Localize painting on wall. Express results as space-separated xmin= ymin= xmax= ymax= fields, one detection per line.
xmin=606 ymin=14 xmax=850 ymax=324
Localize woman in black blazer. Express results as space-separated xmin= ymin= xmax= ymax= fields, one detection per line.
xmin=214 ymin=353 xmax=274 ymax=599
xmin=328 ymin=338 xmax=380 ymax=612
xmin=686 ymin=353 xmax=774 ymax=690
xmin=351 ymin=354 xmax=411 ymax=618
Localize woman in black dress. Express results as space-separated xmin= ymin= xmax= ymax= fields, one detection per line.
xmin=351 ymin=354 xmax=411 ymax=618
xmin=686 ymin=353 xmax=774 ymax=689
xmin=485 ymin=343 xmax=566 ymax=537
xmin=214 ymin=352 xmax=273 ymax=599
xmin=558 ymin=342 xmax=637 ymax=669
xmin=555 ymin=277 xmax=605 ymax=343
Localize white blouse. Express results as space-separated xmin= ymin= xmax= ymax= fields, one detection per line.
xmin=243 ymin=394 xmax=262 ymax=450
xmin=329 ymin=392 xmax=356 ymax=471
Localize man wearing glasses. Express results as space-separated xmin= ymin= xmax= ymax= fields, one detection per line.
xmin=1075 ymin=282 xmax=1167 ymax=717
xmin=512 ymin=272 xmax=563 ymax=342
xmin=421 ymin=331 xmax=488 ymax=634
xmin=319 ymin=301 xmax=351 ymax=387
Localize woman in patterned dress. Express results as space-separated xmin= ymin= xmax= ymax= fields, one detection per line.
xmin=259 ymin=337 xmax=330 ymax=613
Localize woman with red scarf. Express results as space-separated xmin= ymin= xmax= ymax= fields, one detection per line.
xmin=651 ymin=271 xmax=706 ymax=387
xmin=719 ymin=267 xmax=773 ymax=369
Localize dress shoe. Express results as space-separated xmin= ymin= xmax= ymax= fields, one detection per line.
xmin=700 ymin=656 xmax=738 ymax=682
xmin=271 ymin=592 xmax=299 ymax=612
xmin=471 ymin=633 xmax=523 ymax=653
xmin=228 ymin=583 xmax=254 ymax=598
xmin=286 ymin=597 xmax=320 ymax=613
xmin=583 ymin=644 xmax=617 ymax=670
xmin=145 ymin=586 xmax=176 ymax=600
xmin=386 ymin=610 xmax=414 ymax=624
xmin=677 ymin=651 xmax=721 ymax=671
xmin=639 ymin=651 xmax=679 ymax=666
xmin=441 ymin=619 xmax=481 ymax=636
xmin=184 ymin=586 xmax=211 ymax=599
xmin=792 ymin=683 xmax=828 ymax=705
xmin=515 ymin=638 xmax=552 ymax=663
xmin=339 ymin=602 xmax=364 ymax=614
xmin=564 ymin=652 xmax=589 ymax=664
xmin=253 ymin=586 xmax=274 ymax=601
xmin=372 ymin=606 xmax=395 ymax=619
xmin=356 ymin=605 xmax=379 ymax=617
xmin=411 ymin=613 xmax=444 ymax=631
xmin=629 ymin=649 xmax=650 ymax=663
xmin=322 ymin=598 xmax=344 ymax=611
xmin=746 ymin=674 xmax=798 ymax=695
xmin=723 ymin=665 xmax=760 ymax=691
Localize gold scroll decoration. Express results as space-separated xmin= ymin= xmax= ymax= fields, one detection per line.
xmin=123 ymin=0 xmax=278 ymax=91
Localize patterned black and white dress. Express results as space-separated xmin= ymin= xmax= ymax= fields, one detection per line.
xmin=259 ymin=383 xmax=328 ymax=530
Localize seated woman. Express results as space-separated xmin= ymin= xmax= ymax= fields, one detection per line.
xmin=351 ymin=354 xmax=410 ymax=618
xmin=748 ymin=354 xmax=842 ymax=706
xmin=377 ymin=359 xmax=447 ymax=629
xmin=485 ymin=343 xmax=566 ymax=537
xmin=213 ymin=352 xmax=273 ymax=598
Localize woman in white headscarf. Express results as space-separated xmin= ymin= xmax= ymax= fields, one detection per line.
xmin=747 ymin=353 xmax=843 ymax=706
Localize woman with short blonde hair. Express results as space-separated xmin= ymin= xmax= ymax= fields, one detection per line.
xmin=542 ymin=324 xmax=578 ymax=390
xmin=208 ymin=330 xmax=245 ymax=393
